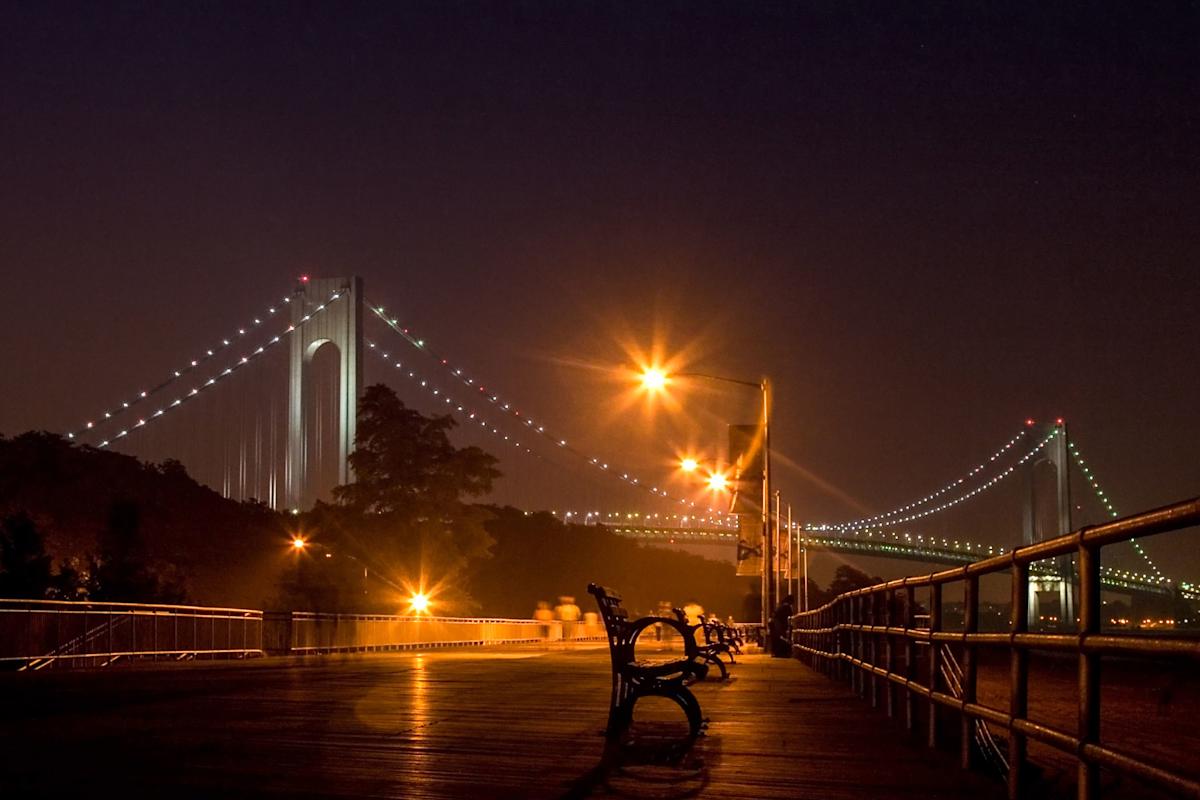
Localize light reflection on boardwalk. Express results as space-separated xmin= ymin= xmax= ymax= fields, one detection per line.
xmin=1 ymin=646 xmax=1003 ymax=799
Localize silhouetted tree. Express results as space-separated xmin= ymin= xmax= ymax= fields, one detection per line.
xmin=333 ymin=384 xmax=500 ymax=516
xmin=88 ymin=501 xmax=187 ymax=603
xmin=826 ymin=564 xmax=883 ymax=597
xmin=0 ymin=513 xmax=54 ymax=598
xmin=286 ymin=385 xmax=502 ymax=613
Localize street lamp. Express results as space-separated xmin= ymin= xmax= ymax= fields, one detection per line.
xmin=408 ymin=592 xmax=431 ymax=614
xmin=680 ymin=457 xmax=699 ymax=473
xmin=639 ymin=367 xmax=669 ymax=392
xmin=639 ymin=368 xmax=774 ymax=628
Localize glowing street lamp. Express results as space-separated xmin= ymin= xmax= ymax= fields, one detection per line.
xmin=408 ymin=592 xmax=431 ymax=615
xmin=640 ymin=367 xmax=669 ymax=392
xmin=291 ymin=537 xmax=307 ymax=551
xmin=635 ymin=366 xmax=775 ymax=627
xmin=680 ymin=457 xmax=699 ymax=473
xmin=706 ymin=472 xmax=729 ymax=492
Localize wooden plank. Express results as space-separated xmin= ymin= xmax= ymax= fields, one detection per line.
xmin=0 ymin=646 xmax=1004 ymax=798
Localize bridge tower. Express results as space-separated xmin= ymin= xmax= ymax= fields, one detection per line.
xmin=1022 ymin=421 xmax=1073 ymax=626
xmin=285 ymin=276 xmax=363 ymax=511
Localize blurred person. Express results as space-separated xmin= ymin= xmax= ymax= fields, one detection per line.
xmin=534 ymin=600 xmax=554 ymax=639
xmin=555 ymin=595 xmax=580 ymax=640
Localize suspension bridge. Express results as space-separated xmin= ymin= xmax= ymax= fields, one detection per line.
xmin=59 ymin=275 xmax=1196 ymax=604
xmin=8 ymin=275 xmax=1199 ymax=800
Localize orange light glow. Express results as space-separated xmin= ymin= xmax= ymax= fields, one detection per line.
xmin=409 ymin=592 xmax=431 ymax=614
xmin=291 ymin=537 xmax=307 ymax=550
xmin=640 ymin=367 xmax=668 ymax=391
xmin=706 ymin=472 xmax=729 ymax=492
xmin=680 ymin=457 xmax=699 ymax=473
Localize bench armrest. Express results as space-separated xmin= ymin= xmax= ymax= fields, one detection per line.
xmin=627 ymin=615 xmax=701 ymax=660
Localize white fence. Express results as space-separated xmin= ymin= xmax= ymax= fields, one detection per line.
xmin=0 ymin=598 xmax=263 ymax=670
xmin=286 ymin=612 xmax=605 ymax=654
xmin=0 ymin=599 xmax=606 ymax=669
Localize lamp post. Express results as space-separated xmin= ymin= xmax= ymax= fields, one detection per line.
xmin=642 ymin=369 xmax=773 ymax=628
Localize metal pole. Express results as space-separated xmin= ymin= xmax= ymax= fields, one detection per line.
xmin=787 ymin=504 xmax=796 ymax=604
xmin=802 ymin=524 xmax=809 ymax=612
xmin=760 ymin=378 xmax=773 ymax=629
xmin=773 ymin=491 xmax=782 ymax=606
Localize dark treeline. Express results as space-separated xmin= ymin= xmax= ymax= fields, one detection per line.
xmin=471 ymin=507 xmax=758 ymax=619
xmin=1 ymin=386 xmax=883 ymax=617
xmin=0 ymin=431 xmax=286 ymax=606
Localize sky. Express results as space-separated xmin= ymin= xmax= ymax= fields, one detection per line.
xmin=1 ymin=4 xmax=1198 ymax=578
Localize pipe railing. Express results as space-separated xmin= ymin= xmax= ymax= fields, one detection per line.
xmin=0 ymin=598 xmax=263 ymax=670
xmin=0 ymin=599 xmax=610 ymax=669
xmin=285 ymin=612 xmax=605 ymax=654
xmin=791 ymin=497 xmax=1200 ymax=800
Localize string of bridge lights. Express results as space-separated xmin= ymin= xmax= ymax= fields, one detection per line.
xmin=65 ymin=292 xmax=307 ymax=441
xmin=553 ymin=510 xmax=737 ymax=527
xmin=814 ymin=428 xmax=1030 ymax=532
xmin=808 ymin=428 xmax=1060 ymax=533
xmin=78 ymin=290 xmax=345 ymax=448
xmin=363 ymin=340 xmax=534 ymax=455
xmin=1068 ymin=439 xmax=1170 ymax=586
xmin=365 ymin=298 xmax=726 ymax=515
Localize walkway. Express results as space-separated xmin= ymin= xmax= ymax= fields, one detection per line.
xmin=0 ymin=645 xmax=1004 ymax=799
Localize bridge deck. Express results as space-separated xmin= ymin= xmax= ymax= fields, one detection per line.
xmin=1 ymin=645 xmax=1004 ymax=799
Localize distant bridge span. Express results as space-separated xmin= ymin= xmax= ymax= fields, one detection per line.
xmin=603 ymin=524 xmax=1194 ymax=600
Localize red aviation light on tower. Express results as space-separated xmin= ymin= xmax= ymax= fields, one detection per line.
xmin=299 ymin=274 xmax=310 ymax=283
xmin=1055 ymin=417 xmax=1065 ymax=426
xmin=1025 ymin=418 xmax=1036 ymax=427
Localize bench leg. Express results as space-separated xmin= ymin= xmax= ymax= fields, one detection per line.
xmin=703 ymin=653 xmax=729 ymax=681
xmin=637 ymin=685 xmax=705 ymax=738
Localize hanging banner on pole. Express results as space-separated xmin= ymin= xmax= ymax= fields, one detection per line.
xmin=730 ymin=424 xmax=764 ymax=577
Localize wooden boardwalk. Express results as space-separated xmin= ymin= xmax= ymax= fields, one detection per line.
xmin=0 ymin=645 xmax=1004 ymax=799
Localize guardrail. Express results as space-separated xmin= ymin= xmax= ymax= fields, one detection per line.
xmin=791 ymin=497 xmax=1200 ymax=800
xmin=282 ymin=612 xmax=604 ymax=654
xmin=0 ymin=598 xmax=263 ymax=670
xmin=0 ymin=600 xmax=609 ymax=669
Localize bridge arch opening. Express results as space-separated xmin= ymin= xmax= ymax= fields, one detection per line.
xmin=285 ymin=276 xmax=363 ymax=512
xmin=303 ymin=339 xmax=344 ymax=506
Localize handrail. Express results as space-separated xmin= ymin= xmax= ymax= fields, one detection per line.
xmin=790 ymin=496 xmax=1200 ymax=800
xmin=1 ymin=600 xmax=264 ymax=670
xmin=0 ymin=597 xmax=261 ymax=614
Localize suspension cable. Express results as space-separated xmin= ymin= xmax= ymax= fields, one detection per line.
xmin=79 ymin=289 xmax=345 ymax=448
xmin=365 ymin=299 xmax=730 ymax=517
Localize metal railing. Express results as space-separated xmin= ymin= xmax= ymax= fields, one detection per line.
xmin=791 ymin=497 xmax=1200 ymax=800
xmin=286 ymin=612 xmax=605 ymax=654
xmin=0 ymin=598 xmax=263 ymax=670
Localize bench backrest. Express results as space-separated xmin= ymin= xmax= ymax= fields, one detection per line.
xmin=588 ymin=583 xmax=638 ymax=666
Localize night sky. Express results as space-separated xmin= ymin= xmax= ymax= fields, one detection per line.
xmin=2 ymin=4 xmax=1198 ymax=577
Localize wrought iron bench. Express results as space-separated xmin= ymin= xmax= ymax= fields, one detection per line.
xmin=700 ymin=614 xmax=743 ymax=657
xmin=587 ymin=583 xmax=708 ymax=738
xmin=672 ymin=608 xmax=731 ymax=680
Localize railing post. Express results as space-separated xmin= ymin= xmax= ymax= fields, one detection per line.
xmin=884 ymin=587 xmax=895 ymax=719
xmin=927 ymin=582 xmax=942 ymax=750
xmin=1009 ymin=561 xmax=1029 ymax=800
xmin=961 ymin=574 xmax=979 ymax=771
xmin=904 ymin=584 xmax=916 ymax=731
xmin=868 ymin=592 xmax=879 ymax=708
xmin=854 ymin=595 xmax=865 ymax=698
xmin=837 ymin=599 xmax=848 ymax=684
xmin=1078 ymin=543 xmax=1101 ymax=800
